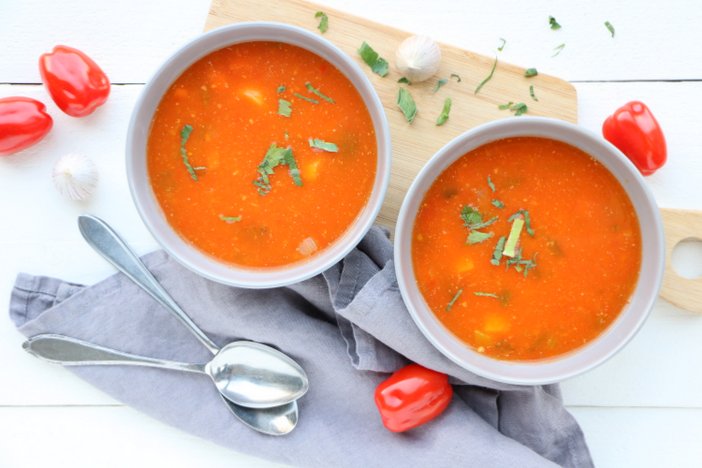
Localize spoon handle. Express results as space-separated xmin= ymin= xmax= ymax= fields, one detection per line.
xmin=23 ymin=334 xmax=206 ymax=374
xmin=77 ymin=215 xmax=220 ymax=355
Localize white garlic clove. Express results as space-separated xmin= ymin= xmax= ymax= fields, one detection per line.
xmin=395 ymin=35 xmax=442 ymax=83
xmin=52 ymin=153 xmax=99 ymax=201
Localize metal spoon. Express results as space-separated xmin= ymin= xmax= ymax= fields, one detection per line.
xmin=22 ymin=334 xmax=297 ymax=436
xmin=77 ymin=215 xmax=309 ymax=409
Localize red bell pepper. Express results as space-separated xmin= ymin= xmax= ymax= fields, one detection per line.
xmin=39 ymin=45 xmax=110 ymax=117
xmin=0 ymin=97 xmax=53 ymax=156
xmin=602 ymin=101 xmax=667 ymax=176
xmin=374 ymin=363 xmax=453 ymax=432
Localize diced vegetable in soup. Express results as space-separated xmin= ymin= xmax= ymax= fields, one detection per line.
xmin=147 ymin=42 xmax=377 ymax=267
xmin=412 ymin=137 xmax=642 ymax=361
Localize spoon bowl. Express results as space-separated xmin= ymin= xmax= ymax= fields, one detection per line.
xmin=77 ymin=214 xmax=309 ymax=409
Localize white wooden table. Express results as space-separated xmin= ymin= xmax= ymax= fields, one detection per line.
xmin=2 ymin=1 xmax=701 ymax=466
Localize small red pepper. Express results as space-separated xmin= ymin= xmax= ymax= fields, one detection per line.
xmin=39 ymin=45 xmax=110 ymax=117
xmin=374 ymin=363 xmax=453 ymax=432
xmin=602 ymin=101 xmax=667 ymax=176
xmin=0 ymin=97 xmax=53 ymax=156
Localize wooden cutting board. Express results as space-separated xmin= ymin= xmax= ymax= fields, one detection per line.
xmin=205 ymin=0 xmax=578 ymax=228
xmin=205 ymin=0 xmax=701 ymax=314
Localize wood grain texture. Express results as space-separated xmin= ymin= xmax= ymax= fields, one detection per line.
xmin=660 ymin=208 xmax=702 ymax=313
xmin=205 ymin=0 xmax=577 ymax=228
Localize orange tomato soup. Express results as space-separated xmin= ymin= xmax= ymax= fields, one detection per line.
xmin=147 ymin=42 xmax=377 ymax=267
xmin=412 ymin=137 xmax=641 ymax=360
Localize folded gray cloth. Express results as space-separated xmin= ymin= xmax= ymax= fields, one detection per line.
xmin=9 ymin=226 xmax=592 ymax=468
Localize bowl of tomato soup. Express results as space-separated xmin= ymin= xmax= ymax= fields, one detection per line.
xmin=127 ymin=23 xmax=390 ymax=288
xmin=395 ymin=117 xmax=664 ymax=385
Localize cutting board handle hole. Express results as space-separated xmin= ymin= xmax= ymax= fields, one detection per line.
xmin=671 ymin=237 xmax=702 ymax=279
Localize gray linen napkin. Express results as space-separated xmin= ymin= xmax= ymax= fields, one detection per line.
xmin=9 ymin=227 xmax=592 ymax=468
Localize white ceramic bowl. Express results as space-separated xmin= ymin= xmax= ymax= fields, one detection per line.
xmin=395 ymin=117 xmax=664 ymax=385
xmin=126 ymin=23 xmax=391 ymax=288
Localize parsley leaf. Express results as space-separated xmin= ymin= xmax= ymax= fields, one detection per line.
xmin=529 ymin=85 xmax=538 ymax=102
xmin=487 ymin=175 xmax=496 ymax=192
xmin=433 ymin=78 xmax=448 ymax=93
xmin=294 ymin=92 xmax=319 ymax=104
xmin=278 ymin=99 xmax=292 ymax=117
xmin=468 ymin=231 xmax=494 ymax=245
xmin=315 ymin=11 xmax=329 ymax=34
xmin=309 ymin=138 xmax=338 ymax=152
xmin=475 ymin=57 xmax=498 ymax=95
xmin=179 ymin=124 xmax=205 ymax=181
xmin=498 ymin=101 xmax=528 ymax=116
xmin=491 ymin=236 xmax=507 ymax=266
xmin=605 ymin=21 xmax=615 ymax=37
xmin=397 ymin=87 xmax=417 ymax=123
xmin=508 ymin=209 xmax=535 ymax=236
xmin=497 ymin=38 xmax=506 ymax=52
xmin=277 ymin=85 xmax=286 ymax=93
xmin=358 ymin=42 xmax=389 ymax=77
xmin=436 ymin=98 xmax=452 ymax=126
xmin=397 ymin=77 xmax=411 ymax=84
xmin=492 ymin=199 xmax=505 ymax=208
xmin=524 ymin=68 xmax=538 ymax=78
xmin=253 ymin=143 xmax=303 ymax=195
xmin=552 ymin=43 xmax=566 ymax=57
xmin=549 ymin=16 xmax=562 ymax=30
xmin=446 ymin=289 xmax=463 ymax=311
xmin=219 ymin=214 xmax=242 ymax=223
xmin=305 ymin=82 xmax=334 ymax=103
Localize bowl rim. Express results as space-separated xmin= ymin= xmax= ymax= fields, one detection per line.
xmin=394 ymin=116 xmax=665 ymax=385
xmin=126 ymin=21 xmax=391 ymax=289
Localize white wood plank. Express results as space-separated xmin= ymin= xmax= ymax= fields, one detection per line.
xmin=1 ymin=0 xmax=702 ymax=83
xmin=568 ymin=406 xmax=702 ymax=468
xmin=1 ymin=82 xmax=702 ymax=409
xmin=0 ymin=406 xmax=288 ymax=468
xmin=0 ymin=405 xmax=699 ymax=468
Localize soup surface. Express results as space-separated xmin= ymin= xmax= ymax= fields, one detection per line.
xmin=148 ymin=42 xmax=377 ymax=267
xmin=412 ymin=137 xmax=641 ymax=361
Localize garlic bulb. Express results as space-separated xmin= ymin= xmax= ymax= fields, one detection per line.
xmin=395 ymin=35 xmax=442 ymax=83
xmin=52 ymin=153 xmax=99 ymax=201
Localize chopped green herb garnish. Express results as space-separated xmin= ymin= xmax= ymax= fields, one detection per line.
xmin=499 ymin=101 xmax=528 ymax=116
xmin=358 ymin=41 xmax=389 ymax=77
xmin=524 ymin=68 xmax=538 ymax=78
xmin=398 ymin=77 xmax=411 ymax=84
xmin=468 ymin=230 xmax=494 ymax=245
xmin=315 ymin=11 xmax=329 ymax=34
xmin=460 ymin=206 xmax=497 ymax=230
xmin=278 ymin=99 xmax=292 ymax=117
xmin=277 ymin=85 xmax=286 ymax=93
xmin=506 ymin=249 xmax=538 ymax=277
xmin=446 ymin=289 xmax=463 ymax=311
xmin=552 ymin=43 xmax=566 ymax=57
xmin=497 ymin=38 xmax=506 ymax=52
xmin=605 ymin=21 xmax=615 ymax=37
xmin=474 ymin=291 xmax=499 ymax=299
xmin=549 ymin=16 xmax=561 ymax=30
xmin=397 ymin=87 xmax=417 ymax=123
xmin=179 ymin=124 xmax=205 ymax=181
xmin=492 ymin=199 xmax=505 ymax=209
xmin=309 ymin=138 xmax=338 ymax=152
xmin=293 ymin=92 xmax=319 ymax=104
xmin=450 ymin=73 xmax=462 ymax=82
xmin=487 ymin=175 xmax=496 ymax=192
xmin=529 ymin=85 xmax=538 ymax=101
xmin=253 ymin=143 xmax=302 ymax=195
xmin=509 ymin=209 xmax=535 ymax=236
xmin=219 ymin=214 xmax=242 ymax=223
xmin=491 ymin=236 xmax=507 ymax=266
xmin=503 ymin=217 xmax=524 ymax=258
xmin=305 ymin=82 xmax=334 ymax=103
xmin=433 ymin=78 xmax=448 ymax=93
xmin=475 ymin=57 xmax=498 ymax=95
xmin=436 ymin=98 xmax=451 ymax=126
